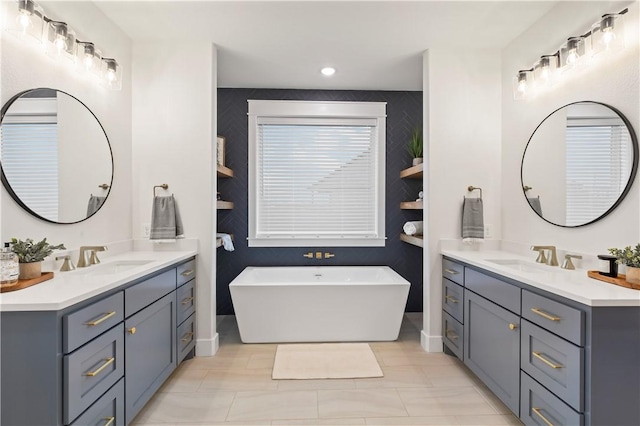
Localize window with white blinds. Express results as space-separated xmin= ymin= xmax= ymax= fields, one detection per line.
xmin=1 ymin=121 xmax=59 ymax=221
xmin=565 ymin=122 xmax=630 ymax=226
xmin=248 ymin=100 xmax=386 ymax=247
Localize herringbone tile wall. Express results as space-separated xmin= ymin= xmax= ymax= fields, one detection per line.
xmin=217 ymin=89 xmax=423 ymax=314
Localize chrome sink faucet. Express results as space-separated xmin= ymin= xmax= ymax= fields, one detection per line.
xmin=530 ymin=245 xmax=559 ymax=266
xmin=77 ymin=246 xmax=108 ymax=268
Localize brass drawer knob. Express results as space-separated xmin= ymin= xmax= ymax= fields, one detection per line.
xmin=127 ymin=327 xmax=137 ymax=335
xmin=509 ymin=323 xmax=518 ymax=330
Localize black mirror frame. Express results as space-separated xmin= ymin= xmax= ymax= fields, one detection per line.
xmin=520 ymin=100 xmax=639 ymax=228
xmin=0 ymin=88 xmax=114 ymax=224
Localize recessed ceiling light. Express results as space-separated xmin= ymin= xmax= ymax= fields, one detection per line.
xmin=321 ymin=67 xmax=336 ymax=76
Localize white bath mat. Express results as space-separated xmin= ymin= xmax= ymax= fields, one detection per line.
xmin=272 ymin=343 xmax=383 ymax=380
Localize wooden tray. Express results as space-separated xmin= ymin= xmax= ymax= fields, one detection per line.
xmin=0 ymin=272 xmax=54 ymax=293
xmin=587 ymin=270 xmax=640 ymax=290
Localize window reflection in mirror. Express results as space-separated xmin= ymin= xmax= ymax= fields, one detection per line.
xmin=1 ymin=88 xmax=113 ymax=224
xmin=521 ymin=101 xmax=638 ymax=227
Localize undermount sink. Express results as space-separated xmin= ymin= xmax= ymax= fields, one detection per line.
xmin=80 ymin=260 xmax=154 ymax=275
xmin=485 ymin=258 xmax=551 ymax=274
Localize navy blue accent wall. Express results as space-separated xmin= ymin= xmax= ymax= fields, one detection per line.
xmin=217 ymin=89 xmax=423 ymax=315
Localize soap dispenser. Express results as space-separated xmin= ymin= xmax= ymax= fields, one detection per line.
xmin=0 ymin=242 xmax=19 ymax=285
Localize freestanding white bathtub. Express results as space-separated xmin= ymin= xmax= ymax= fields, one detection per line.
xmin=229 ymin=266 xmax=410 ymax=343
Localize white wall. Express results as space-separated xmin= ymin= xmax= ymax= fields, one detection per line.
xmin=132 ymin=42 xmax=217 ymax=356
xmin=1 ymin=1 xmax=132 ymax=251
xmin=422 ymin=49 xmax=503 ymax=351
xmin=502 ymin=1 xmax=640 ymax=254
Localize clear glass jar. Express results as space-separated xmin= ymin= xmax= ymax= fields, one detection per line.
xmin=1 ymin=243 xmax=20 ymax=285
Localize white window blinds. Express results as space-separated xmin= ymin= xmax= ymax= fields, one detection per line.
xmin=1 ymin=121 xmax=59 ymax=221
xmin=248 ymin=100 xmax=386 ymax=247
xmin=565 ymin=124 xmax=630 ymax=226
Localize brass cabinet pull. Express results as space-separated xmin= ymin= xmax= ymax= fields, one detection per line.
xmin=532 ymin=407 xmax=555 ymax=426
xmin=84 ymin=357 xmax=115 ymax=377
xmin=181 ymin=269 xmax=194 ymax=277
xmin=444 ymin=268 xmax=460 ymax=275
xmin=445 ymin=329 xmax=459 ymax=340
xmin=103 ymin=417 xmax=115 ymax=426
xmin=181 ymin=331 xmax=194 ymax=343
xmin=181 ymin=296 xmax=195 ymax=305
xmin=509 ymin=323 xmax=518 ymax=330
xmin=127 ymin=327 xmax=137 ymax=335
xmin=531 ymin=307 xmax=561 ymax=322
xmin=532 ymin=351 xmax=563 ymax=369
xmin=445 ymin=295 xmax=459 ymax=304
xmin=85 ymin=311 xmax=116 ymax=326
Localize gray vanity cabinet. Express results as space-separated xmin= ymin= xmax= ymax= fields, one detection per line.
xmin=464 ymin=290 xmax=521 ymax=415
xmin=125 ymin=292 xmax=177 ymax=424
xmin=0 ymin=256 xmax=196 ymax=426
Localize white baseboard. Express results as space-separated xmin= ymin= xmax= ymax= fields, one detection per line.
xmin=195 ymin=333 xmax=219 ymax=357
xmin=421 ymin=330 xmax=443 ymax=352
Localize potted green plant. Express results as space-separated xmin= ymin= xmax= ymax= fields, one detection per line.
xmin=407 ymin=127 xmax=423 ymax=166
xmin=608 ymin=244 xmax=640 ymax=285
xmin=10 ymin=238 xmax=65 ymax=280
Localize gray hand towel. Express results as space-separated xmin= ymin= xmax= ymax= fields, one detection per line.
xmin=528 ymin=197 xmax=543 ymax=216
xmin=87 ymin=195 xmax=106 ymax=217
xmin=462 ymin=197 xmax=484 ymax=240
xmin=150 ymin=195 xmax=184 ymax=240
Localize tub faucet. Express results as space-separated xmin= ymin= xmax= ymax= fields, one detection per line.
xmin=530 ymin=245 xmax=558 ymax=266
xmin=77 ymin=246 xmax=108 ymax=267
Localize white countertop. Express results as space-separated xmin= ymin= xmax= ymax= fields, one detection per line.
xmin=0 ymin=250 xmax=197 ymax=312
xmin=441 ymin=249 xmax=640 ymax=307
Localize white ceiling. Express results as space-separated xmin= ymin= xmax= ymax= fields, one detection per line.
xmin=94 ymin=1 xmax=559 ymax=91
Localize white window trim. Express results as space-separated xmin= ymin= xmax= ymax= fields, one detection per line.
xmin=247 ymin=100 xmax=387 ymax=247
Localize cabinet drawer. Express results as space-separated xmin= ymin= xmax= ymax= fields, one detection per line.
xmin=177 ymin=259 xmax=196 ymax=287
xmin=70 ymin=378 xmax=124 ymax=426
xmin=442 ymin=278 xmax=464 ymax=323
xmin=442 ymin=311 xmax=463 ymax=361
xmin=125 ymin=269 xmax=176 ymax=317
xmin=177 ymin=312 xmax=196 ymax=364
xmin=442 ymin=258 xmax=464 ymax=285
xmin=521 ymin=372 xmax=583 ymax=426
xmin=521 ymin=320 xmax=584 ymax=412
xmin=522 ymin=290 xmax=584 ymax=346
xmin=64 ymin=324 xmax=124 ymax=424
xmin=176 ymin=279 xmax=196 ymax=325
xmin=465 ymin=268 xmax=521 ymax=314
xmin=64 ymin=292 xmax=124 ymax=353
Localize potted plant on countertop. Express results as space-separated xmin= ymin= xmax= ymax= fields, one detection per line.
xmin=11 ymin=238 xmax=65 ymax=280
xmin=608 ymin=244 xmax=640 ymax=285
xmin=407 ymin=127 xmax=423 ymax=166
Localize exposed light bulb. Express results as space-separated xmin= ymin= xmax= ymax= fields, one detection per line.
xmin=54 ymin=35 xmax=65 ymax=52
xmin=18 ymin=12 xmax=31 ymax=32
xmin=566 ymin=50 xmax=578 ymax=65
xmin=602 ymin=29 xmax=616 ymax=47
xmin=517 ymin=79 xmax=527 ymax=94
xmin=84 ymin=54 xmax=94 ymax=70
xmin=107 ymin=68 xmax=116 ymax=82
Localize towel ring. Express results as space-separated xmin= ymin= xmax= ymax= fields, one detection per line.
xmin=153 ymin=184 xmax=169 ymax=197
xmin=467 ymin=185 xmax=482 ymax=199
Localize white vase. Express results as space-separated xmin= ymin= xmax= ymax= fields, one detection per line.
xmin=412 ymin=157 xmax=423 ymax=166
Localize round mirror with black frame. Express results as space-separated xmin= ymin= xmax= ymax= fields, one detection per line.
xmin=0 ymin=88 xmax=113 ymax=224
xmin=521 ymin=101 xmax=638 ymax=227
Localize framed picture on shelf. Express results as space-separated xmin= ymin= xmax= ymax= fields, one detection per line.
xmin=216 ymin=136 xmax=226 ymax=166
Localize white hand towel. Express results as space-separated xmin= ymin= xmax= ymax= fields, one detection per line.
xmin=216 ymin=233 xmax=235 ymax=251
xmin=403 ymin=221 xmax=423 ymax=236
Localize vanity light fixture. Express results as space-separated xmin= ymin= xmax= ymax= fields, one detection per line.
xmin=321 ymin=67 xmax=336 ymax=76
xmin=513 ymin=7 xmax=627 ymax=100
xmin=4 ymin=0 xmax=122 ymax=91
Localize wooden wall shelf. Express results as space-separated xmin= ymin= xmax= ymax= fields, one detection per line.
xmin=400 ymin=201 xmax=423 ymax=210
xmin=217 ymin=164 xmax=234 ymax=178
xmin=400 ymin=164 xmax=423 ymax=179
xmin=216 ymin=201 xmax=234 ymax=210
xmin=400 ymin=233 xmax=424 ymax=247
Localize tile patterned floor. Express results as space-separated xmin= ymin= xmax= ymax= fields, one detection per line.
xmin=131 ymin=314 xmax=522 ymax=426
